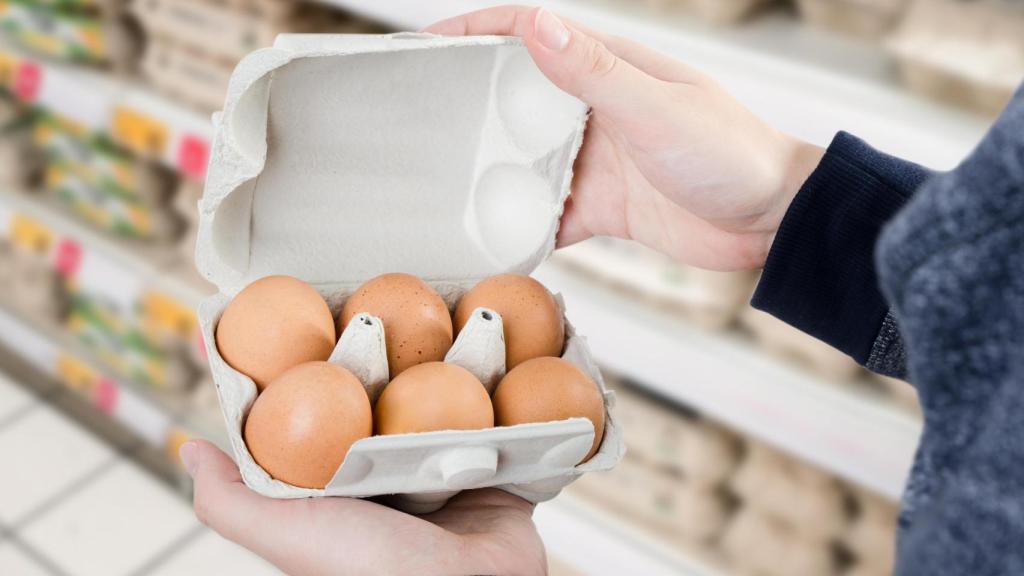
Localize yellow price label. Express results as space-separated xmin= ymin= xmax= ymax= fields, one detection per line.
xmin=10 ymin=214 xmax=53 ymax=254
xmin=56 ymin=353 xmax=97 ymax=393
xmin=112 ymin=107 xmax=169 ymax=157
xmin=141 ymin=292 xmax=197 ymax=340
xmin=165 ymin=427 xmax=193 ymax=467
xmin=0 ymin=52 xmax=18 ymax=88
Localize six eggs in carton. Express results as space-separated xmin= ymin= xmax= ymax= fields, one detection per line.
xmin=216 ymin=272 xmax=606 ymax=489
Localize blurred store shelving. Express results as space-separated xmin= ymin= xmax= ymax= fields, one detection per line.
xmin=0 ymin=0 xmax=1018 ymax=575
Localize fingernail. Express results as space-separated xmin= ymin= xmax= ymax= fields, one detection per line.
xmin=179 ymin=441 xmax=199 ymax=478
xmin=535 ymin=9 xmax=569 ymax=51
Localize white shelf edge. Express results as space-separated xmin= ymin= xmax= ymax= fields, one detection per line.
xmin=534 ymin=261 xmax=921 ymax=500
xmin=536 ymin=492 xmax=725 ymax=576
xmin=318 ymin=0 xmax=989 ymax=169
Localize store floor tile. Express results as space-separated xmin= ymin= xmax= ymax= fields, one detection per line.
xmin=0 ymin=372 xmax=35 ymax=424
xmin=0 ymin=405 xmax=114 ymax=524
xmin=0 ymin=542 xmax=52 ymax=576
xmin=20 ymin=461 xmax=198 ymax=576
xmin=149 ymin=529 xmax=282 ymax=576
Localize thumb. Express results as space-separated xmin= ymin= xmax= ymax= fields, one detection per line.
xmin=180 ymin=440 xmax=283 ymax=551
xmin=524 ymin=8 xmax=665 ymax=126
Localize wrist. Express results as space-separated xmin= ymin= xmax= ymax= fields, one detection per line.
xmin=758 ymin=136 xmax=826 ymax=266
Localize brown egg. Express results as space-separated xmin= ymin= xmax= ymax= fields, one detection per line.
xmin=493 ymin=357 xmax=605 ymax=463
xmin=244 ymin=361 xmax=371 ymax=489
xmin=339 ymin=273 xmax=453 ymax=377
xmin=216 ymin=275 xmax=335 ymax=391
xmin=375 ymin=362 xmax=493 ymax=435
xmin=454 ymin=274 xmax=564 ymax=370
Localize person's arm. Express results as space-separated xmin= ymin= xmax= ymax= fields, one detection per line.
xmin=751 ymin=133 xmax=934 ymax=379
xmin=876 ymin=84 xmax=1024 ymax=575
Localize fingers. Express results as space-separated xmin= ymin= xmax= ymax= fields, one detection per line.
xmin=556 ymin=195 xmax=591 ymax=248
xmin=424 ymin=5 xmax=702 ymax=84
xmin=181 ymin=440 xmax=289 ymax=554
xmin=424 ymin=4 xmax=534 ymax=37
xmin=431 ymin=7 xmax=675 ymax=130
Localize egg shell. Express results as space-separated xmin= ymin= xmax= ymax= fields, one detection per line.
xmin=493 ymin=356 xmax=604 ymax=462
xmin=455 ymin=274 xmax=564 ymax=369
xmin=215 ymin=275 xmax=335 ymax=391
xmin=375 ymin=361 xmax=493 ymax=435
xmin=244 ymin=361 xmax=372 ymax=489
xmin=340 ymin=273 xmax=453 ymax=377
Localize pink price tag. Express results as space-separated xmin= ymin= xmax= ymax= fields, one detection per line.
xmin=94 ymin=378 xmax=119 ymax=414
xmin=195 ymin=330 xmax=208 ymax=361
xmin=13 ymin=62 xmax=42 ymax=102
xmin=177 ymin=134 xmax=210 ymax=180
xmin=53 ymin=238 xmax=82 ymax=278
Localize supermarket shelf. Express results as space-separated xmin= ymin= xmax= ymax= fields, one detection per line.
xmin=0 ymin=189 xmax=212 ymax=309
xmin=320 ymin=0 xmax=989 ymax=169
xmin=535 ymin=492 xmax=725 ymax=576
xmin=534 ymin=261 xmax=922 ymax=500
xmin=0 ymin=304 xmax=223 ymax=452
xmin=0 ymin=39 xmax=213 ymax=180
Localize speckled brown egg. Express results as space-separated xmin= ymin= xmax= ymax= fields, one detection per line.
xmin=244 ymin=361 xmax=371 ymax=489
xmin=339 ymin=273 xmax=453 ymax=377
xmin=216 ymin=275 xmax=335 ymax=391
xmin=375 ymin=362 xmax=493 ymax=435
xmin=493 ymin=357 xmax=605 ymax=463
xmin=454 ymin=274 xmax=564 ymax=370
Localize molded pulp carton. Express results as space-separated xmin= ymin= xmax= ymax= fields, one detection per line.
xmin=196 ymin=33 xmax=625 ymax=513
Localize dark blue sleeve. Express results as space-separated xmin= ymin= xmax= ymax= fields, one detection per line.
xmin=750 ymin=132 xmax=933 ymax=370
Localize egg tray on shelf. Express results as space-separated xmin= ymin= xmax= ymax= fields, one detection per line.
xmin=33 ymin=113 xmax=175 ymax=207
xmin=139 ymin=37 xmax=236 ymax=115
xmin=131 ymin=0 xmax=369 ymax=65
xmin=0 ymin=97 xmax=43 ymax=189
xmin=570 ymin=377 xmax=902 ymax=575
xmin=554 ymin=237 xmax=758 ymax=331
xmin=0 ymin=0 xmax=136 ymax=70
xmin=25 ymin=112 xmax=186 ymax=245
xmin=795 ymin=0 xmax=910 ymax=39
xmin=888 ymin=0 xmax=1023 ymax=116
xmin=134 ymin=0 xmax=389 ymax=113
xmin=196 ymin=33 xmax=626 ymax=512
xmin=599 ymin=0 xmax=773 ymax=25
xmin=66 ymin=295 xmax=200 ymax=392
xmin=41 ymin=160 xmax=182 ymax=241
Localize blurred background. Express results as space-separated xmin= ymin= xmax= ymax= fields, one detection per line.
xmin=0 ymin=0 xmax=1018 ymax=575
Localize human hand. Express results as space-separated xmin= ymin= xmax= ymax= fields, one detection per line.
xmin=427 ymin=6 xmax=824 ymax=271
xmin=181 ymin=440 xmax=547 ymax=576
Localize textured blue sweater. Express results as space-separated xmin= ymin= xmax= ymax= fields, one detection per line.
xmin=753 ymin=84 xmax=1024 ymax=574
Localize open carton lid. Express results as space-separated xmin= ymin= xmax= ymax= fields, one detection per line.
xmin=196 ymin=33 xmax=589 ymax=296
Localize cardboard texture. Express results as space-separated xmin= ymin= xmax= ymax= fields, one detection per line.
xmin=196 ymin=33 xmax=624 ymax=511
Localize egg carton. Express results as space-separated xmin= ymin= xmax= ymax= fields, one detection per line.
xmin=730 ymin=440 xmax=849 ymax=542
xmin=573 ymin=453 xmax=733 ymax=545
xmin=196 ymin=34 xmax=625 ymax=512
xmin=795 ymin=0 xmax=909 ymax=39
xmin=721 ymin=507 xmax=838 ymax=576
xmin=740 ymin=305 xmax=862 ymax=382
xmin=131 ymin=0 xmax=340 ymax=64
xmin=555 ymin=238 xmax=757 ymax=330
xmin=888 ymin=0 xmax=1024 ymax=116
xmin=32 ymin=114 xmax=175 ymax=206
xmin=633 ymin=0 xmax=772 ymax=24
xmin=0 ymin=0 xmax=137 ymax=70
xmin=141 ymin=37 xmax=234 ymax=114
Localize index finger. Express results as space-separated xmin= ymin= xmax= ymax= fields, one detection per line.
xmin=423 ymin=5 xmax=699 ymax=83
xmin=423 ymin=4 xmax=535 ymax=37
